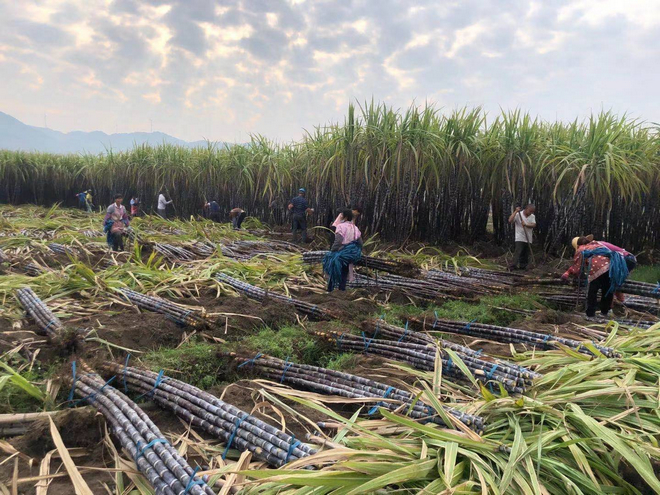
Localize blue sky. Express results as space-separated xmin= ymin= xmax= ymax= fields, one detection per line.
xmin=1 ymin=0 xmax=659 ymax=142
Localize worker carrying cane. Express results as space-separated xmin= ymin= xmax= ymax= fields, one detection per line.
xmin=508 ymin=204 xmax=536 ymax=270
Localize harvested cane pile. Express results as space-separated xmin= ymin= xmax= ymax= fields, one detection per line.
xmin=116 ymin=288 xmax=207 ymax=328
xmin=543 ymin=292 xmax=660 ymax=316
xmin=47 ymin=242 xmax=76 ymax=256
xmin=230 ymin=352 xmax=485 ymax=432
xmin=423 ymin=269 xmax=508 ymax=295
xmin=66 ymin=361 xmax=215 ymax=495
xmin=221 ymin=240 xmax=303 ymax=260
xmin=103 ymin=361 xmax=316 ymax=467
xmin=314 ymin=330 xmax=535 ymax=394
xmin=522 ymin=277 xmax=660 ymax=299
xmin=411 ymin=316 xmax=619 ymax=358
xmin=302 ymin=251 xmax=420 ymax=277
xmin=215 ymin=273 xmax=338 ymax=320
xmin=16 ymin=287 xmax=63 ymax=338
xmin=348 ymin=273 xmax=465 ymax=299
xmin=151 ymin=243 xmax=197 ymax=262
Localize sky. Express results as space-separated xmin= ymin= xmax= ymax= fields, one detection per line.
xmin=1 ymin=0 xmax=659 ymax=143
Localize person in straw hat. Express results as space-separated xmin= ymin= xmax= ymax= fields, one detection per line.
xmin=561 ymin=235 xmax=637 ymax=318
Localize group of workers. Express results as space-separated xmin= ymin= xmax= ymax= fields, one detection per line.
xmin=93 ymin=187 xmax=640 ymax=316
xmin=509 ymin=203 xmax=637 ymax=318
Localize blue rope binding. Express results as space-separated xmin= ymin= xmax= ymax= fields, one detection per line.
xmin=280 ymin=357 xmax=293 ymax=383
xmin=285 ymin=437 xmax=301 ymax=463
xmin=222 ymin=414 xmax=248 ymax=460
xmin=135 ymin=438 xmax=169 ymax=461
xmin=237 ymin=352 xmax=263 ymax=368
xmin=123 ymin=353 xmax=131 ymax=393
xmin=136 ymin=369 xmax=168 ymax=400
xmin=368 ymin=386 xmax=395 ymax=415
xmin=184 ymin=466 xmax=205 ymax=493
xmin=397 ymin=321 xmax=409 ymax=343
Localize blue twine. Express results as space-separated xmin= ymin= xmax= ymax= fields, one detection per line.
xmin=237 ymin=352 xmax=263 ymax=368
xmin=73 ymin=375 xmax=116 ymax=406
xmin=397 ymin=321 xmax=409 ymax=343
xmin=486 ymin=364 xmax=499 ymax=381
xmin=43 ymin=320 xmax=57 ymax=333
xmin=464 ymin=318 xmax=477 ymax=331
xmin=280 ymin=357 xmax=293 ymax=383
xmin=542 ymin=334 xmax=551 ymax=343
xmin=335 ymin=333 xmax=345 ymax=350
xmin=184 ymin=466 xmax=205 ymax=494
xmin=368 ymin=386 xmax=395 ymax=415
xmin=474 ymin=349 xmax=483 ymax=356
xmin=653 ymin=283 xmax=660 ymax=295
xmin=136 ymin=369 xmax=168 ymax=400
xmin=446 ymin=357 xmax=454 ymax=372
xmin=285 ymin=437 xmax=301 ymax=463
xmin=432 ymin=310 xmax=439 ymax=329
xmin=361 ymin=331 xmax=375 ymax=353
xmin=123 ymin=353 xmax=131 ymax=393
xmin=222 ymin=414 xmax=247 ymax=460
xmin=135 ymin=438 xmax=169 ymax=461
xmin=67 ymin=361 xmax=78 ymax=404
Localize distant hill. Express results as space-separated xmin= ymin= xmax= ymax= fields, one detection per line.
xmin=0 ymin=111 xmax=221 ymax=154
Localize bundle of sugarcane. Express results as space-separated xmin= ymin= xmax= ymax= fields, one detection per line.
xmin=0 ymin=248 xmax=8 ymax=263
xmin=413 ymin=316 xmax=619 ymax=358
xmin=348 ymin=273 xmax=464 ymax=299
xmin=302 ymin=251 xmax=420 ymax=277
xmin=362 ymin=319 xmax=540 ymax=380
xmin=16 ymin=287 xmax=63 ymax=338
xmin=23 ymin=262 xmax=45 ymax=276
xmin=190 ymin=241 xmax=217 ymax=257
xmin=230 ymin=352 xmax=485 ymax=432
xmin=543 ymin=292 xmax=660 ymax=316
xmin=459 ymin=267 xmax=522 ymax=285
xmin=522 ymin=277 xmax=660 ymax=300
xmin=103 ymin=361 xmax=316 ymax=467
xmin=423 ymin=269 xmax=506 ymax=295
xmin=313 ymin=330 xmax=530 ymax=394
xmin=590 ymin=316 xmax=658 ymax=329
xmin=215 ymin=273 xmax=337 ymax=320
xmin=66 ymin=362 xmax=215 ymax=495
xmin=20 ymin=229 xmax=52 ymax=239
xmin=80 ymin=229 xmax=103 ymax=238
xmin=116 ymin=288 xmax=207 ymax=328
xmin=152 ymin=243 xmax=197 ymax=262
xmin=221 ymin=240 xmax=303 ymax=260
xmin=47 ymin=242 xmax=76 ymax=256
xmin=0 ymin=411 xmax=85 ymax=437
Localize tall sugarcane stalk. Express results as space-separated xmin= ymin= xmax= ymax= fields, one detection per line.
xmin=16 ymin=287 xmax=63 ymax=338
xmin=65 ymin=362 xmax=215 ymax=495
xmin=215 ymin=273 xmax=338 ymax=320
xmin=408 ymin=315 xmax=619 ymax=358
xmin=229 ymin=352 xmax=485 ymax=432
xmin=116 ymin=288 xmax=207 ymax=328
xmin=102 ymin=362 xmax=316 ymax=467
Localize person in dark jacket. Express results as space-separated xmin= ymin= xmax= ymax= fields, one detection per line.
xmin=288 ymin=188 xmax=313 ymax=243
xmin=207 ymin=200 xmax=221 ymax=222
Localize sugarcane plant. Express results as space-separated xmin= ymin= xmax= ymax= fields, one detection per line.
xmin=229 ymin=352 xmax=485 ymax=432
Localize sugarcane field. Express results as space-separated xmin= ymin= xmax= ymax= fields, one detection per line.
xmin=2 ymin=119 xmax=660 ymax=494
xmin=4 ymin=0 xmax=660 ymax=492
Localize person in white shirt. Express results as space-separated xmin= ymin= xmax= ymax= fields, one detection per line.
xmin=157 ymin=191 xmax=172 ymax=219
xmin=508 ymin=204 xmax=536 ymax=270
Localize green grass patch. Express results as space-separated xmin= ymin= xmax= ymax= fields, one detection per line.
xmin=629 ymin=264 xmax=660 ymax=284
xmin=141 ymin=342 xmax=227 ymax=390
xmin=239 ymin=325 xmax=323 ymax=364
xmin=381 ymin=293 xmax=543 ymax=327
xmin=325 ymin=353 xmax=361 ymax=371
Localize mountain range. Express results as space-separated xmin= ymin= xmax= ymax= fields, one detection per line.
xmin=0 ymin=111 xmax=216 ymax=154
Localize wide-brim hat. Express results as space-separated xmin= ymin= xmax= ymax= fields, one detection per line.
xmin=571 ymin=234 xmax=594 ymax=250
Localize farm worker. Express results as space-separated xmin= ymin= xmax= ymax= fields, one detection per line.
xmin=330 ymin=205 xmax=362 ymax=247
xmin=323 ymin=209 xmax=363 ymax=291
xmin=76 ymin=191 xmax=87 ymax=210
xmin=561 ymin=236 xmax=636 ymax=318
xmin=288 ymin=188 xmax=314 ymax=243
xmin=230 ymin=208 xmax=247 ymax=230
xmin=130 ymin=197 xmax=140 ymax=217
xmin=508 ymin=204 xmax=536 ymax=270
xmin=104 ymin=194 xmax=130 ymax=251
xmin=157 ymin=190 xmax=172 ymax=219
xmin=207 ymin=200 xmax=221 ymax=222
xmin=85 ymin=190 xmax=94 ymax=212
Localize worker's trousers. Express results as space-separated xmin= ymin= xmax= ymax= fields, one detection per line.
xmin=586 ymin=273 xmax=614 ymax=317
xmin=513 ymin=241 xmax=531 ymax=270
xmin=292 ymin=215 xmax=307 ymax=243
xmin=157 ymin=208 xmax=167 ymax=219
